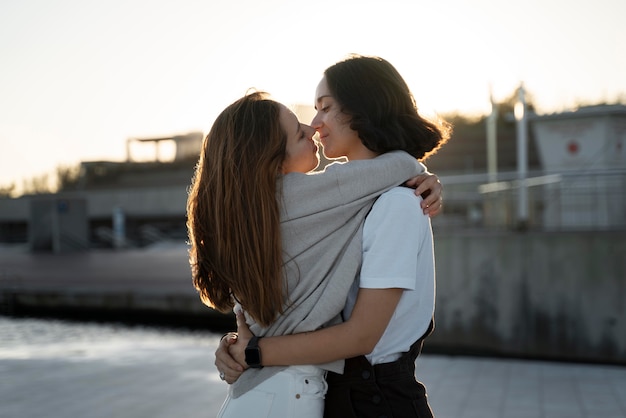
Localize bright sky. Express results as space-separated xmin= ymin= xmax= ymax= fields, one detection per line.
xmin=1 ymin=0 xmax=624 ymax=193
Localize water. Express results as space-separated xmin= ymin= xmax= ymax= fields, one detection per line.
xmin=2 ymin=316 xmax=625 ymax=418
xmin=0 ymin=316 xmax=230 ymax=418
xmin=0 ymin=316 xmax=219 ymax=360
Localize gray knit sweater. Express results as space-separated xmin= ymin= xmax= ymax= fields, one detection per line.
xmin=230 ymin=151 xmax=424 ymax=397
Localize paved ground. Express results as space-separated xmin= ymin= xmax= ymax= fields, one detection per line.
xmin=1 ymin=317 xmax=625 ymax=418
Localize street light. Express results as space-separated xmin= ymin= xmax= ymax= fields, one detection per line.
xmin=515 ymin=83 xmax=528 ymax=229
xmin=487 ymin=87 xmax=498 ymax=183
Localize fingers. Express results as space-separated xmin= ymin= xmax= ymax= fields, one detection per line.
xmin=412 ymin=173 xmax=441 ymax=199
xmin=215 ymin=332 xmax=245 ymax=384
xmin=423 ymin=197 xmax=443 ymax=217
xmin=405 ymin=173 xmax=444 ymax=217
xmin=216 ymin=312 xmax=256 ymax=383
xmin=219 ymin=367 xmax=244 ymax=384
xmin=215 ymin=357 xmax=244 ymax=384
xmin=412 ymin=173 xmax=443 ymax=217
xmin=236 ymin=311 xmax=254 ymax=339
xmin=411 ymin=173 xmax=433 ymax=196
xmin=403 ymin=176 xmax=419 ymax=189
xmin=216 ymin=366 xmax=244 ymax=384
xmin=236 ymin=310 xmax=246 ymax=328
xmin=422 ymin=188 xmax=443 ymax=215
xmin=216 ymin=333 xmax=241 ymax=367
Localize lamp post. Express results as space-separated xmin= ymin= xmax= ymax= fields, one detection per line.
xmin=514 ymin=83 xmax=528 ymax=229
xmin=486 ymin=87 xmax=498 ymax=183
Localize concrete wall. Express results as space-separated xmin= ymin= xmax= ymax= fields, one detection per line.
xmin=430 ymin=230 xmax=626 ymax=364
xmin=29 ymin=197 xmax=89 ymax=252
xmin=0 ymin=229 xmax=623 ymax=364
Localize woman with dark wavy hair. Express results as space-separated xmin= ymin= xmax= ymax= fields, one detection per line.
xmin=218 ymin=55 xmax=450 ymax=418
xmin=187 ymin=88 xmax=443 ymax=418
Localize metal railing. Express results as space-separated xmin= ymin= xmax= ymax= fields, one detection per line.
xmin=431 ymin=169 xmax=626 ymax=231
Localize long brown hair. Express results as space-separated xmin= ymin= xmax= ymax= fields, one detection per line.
xmin=186 ymin=92 xmax=287 ymax=327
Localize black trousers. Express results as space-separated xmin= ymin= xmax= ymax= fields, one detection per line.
xmin=324 ymin=321 xmax=434 ymax=418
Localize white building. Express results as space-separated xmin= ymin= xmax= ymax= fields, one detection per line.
xmin=531 ymin=105 xmax=626 ymax=229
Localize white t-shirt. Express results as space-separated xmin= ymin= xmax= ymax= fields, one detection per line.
xmin=342 ymin=187 xmax=435 ymax=364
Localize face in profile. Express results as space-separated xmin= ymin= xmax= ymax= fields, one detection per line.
xmin=311 ymin=76 xmax=363 ymax=160
xmin=280 ymin=105 xmax=319 ymax=174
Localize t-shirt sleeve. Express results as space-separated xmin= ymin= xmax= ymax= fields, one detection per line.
xmin=360 ymin=188 xmax=429 ymax=290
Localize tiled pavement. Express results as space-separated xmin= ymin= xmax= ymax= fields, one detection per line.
xmin=1 ymin=318 xmax=625 ymax=418
xmin=417 ymin=355 xmax=626 ymax=418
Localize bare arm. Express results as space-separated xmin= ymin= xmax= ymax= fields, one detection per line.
xmin=229 ymin=287 xmax=403 ymax=368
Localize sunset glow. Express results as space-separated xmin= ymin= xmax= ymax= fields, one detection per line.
xmin=0 ymin=0 xmax=624 ymax=194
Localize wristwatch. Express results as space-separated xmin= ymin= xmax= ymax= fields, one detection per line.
xmin=245 ymin=336 xmax=263 ymax=368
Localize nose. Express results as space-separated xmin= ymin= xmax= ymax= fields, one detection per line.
xmin=303 ymin=124 xmax=316 ymax=138
xmin=311 ymin=111 xmax=322 ymax=129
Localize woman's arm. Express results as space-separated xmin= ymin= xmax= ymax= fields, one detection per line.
xmin=229 ymin=287 xmax=403 ymax=368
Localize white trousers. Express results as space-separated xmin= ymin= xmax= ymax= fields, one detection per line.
xmin=217 ymin=365 xmax=328 ymax=418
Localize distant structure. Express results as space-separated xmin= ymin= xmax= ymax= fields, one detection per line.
xmin=126 ymin=131 xmax=203 ymax=163
xmin=77 ymin=132 xmax=203 ymax=191
xmin=532 ymin=104 xmax=626 ymax=229
xmin=29 ymin=197 xmax=89 ymax=252
xmin=1 ymin=105 xmax=625 ymax=250
xmin=532 ymin=105 xmax=626 ymax=172
xmin=416 ymin=104 xmax=626 ymax=230
xmin=0 ymin=132 xmax=204 ymax=251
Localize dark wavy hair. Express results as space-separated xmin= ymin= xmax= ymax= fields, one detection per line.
xmin=324 ymin=54 xmax=451 ymax=159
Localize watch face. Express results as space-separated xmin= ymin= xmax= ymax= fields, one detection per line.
xmin=245 ymin=347 xmax=261 ymax=366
